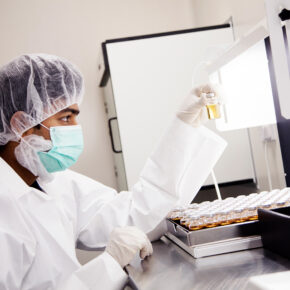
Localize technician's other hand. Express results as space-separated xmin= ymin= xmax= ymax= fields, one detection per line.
xmin=177 ymin=84 xmax=222 ymax=127
xmin=105 ymin=226 xmax=153 ymax=268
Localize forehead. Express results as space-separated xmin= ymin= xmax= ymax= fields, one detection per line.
xmin=57 ymin=104 xmax=80 ymax=114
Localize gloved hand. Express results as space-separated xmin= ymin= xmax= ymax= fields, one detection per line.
xmin=177 ymin=84 xmax=222 ymax=127
xmin=105 ymin=226 xmax=153 ymax=268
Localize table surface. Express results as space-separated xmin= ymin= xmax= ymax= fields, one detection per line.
xmin=126 ymin=236 xmax=290 ymax=290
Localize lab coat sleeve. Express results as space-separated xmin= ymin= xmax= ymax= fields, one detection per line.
xmin=0 ymin=192 xmax=36 ymax=290
xmin=75 ymin=118 xmax=227 ymax=247
xmin=0 ymin=231 xmax=35 ymax=290
xmin=58 ymin=252 xmax=127 ymax=290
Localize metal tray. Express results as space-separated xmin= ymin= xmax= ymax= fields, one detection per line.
xmin=166 ymin=219 xmax=260 ymax=246
xmin=164 ymin=219 xmax=262 ymax=258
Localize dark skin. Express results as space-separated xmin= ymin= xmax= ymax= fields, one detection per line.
xmin=0 ymin=104 xmax=80 ymax=186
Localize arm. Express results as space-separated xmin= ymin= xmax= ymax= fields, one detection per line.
xmin=75 ymin=117 xmax=226 ymax=248
xmin=57 ymin=252 xmax=127 ymax=290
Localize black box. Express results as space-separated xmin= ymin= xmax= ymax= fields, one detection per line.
xmin=258 ymin=206 xmax=290 ymax=259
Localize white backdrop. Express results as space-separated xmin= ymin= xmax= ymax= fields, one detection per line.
xmin=106 ymin=27 xmax=255 ymax=189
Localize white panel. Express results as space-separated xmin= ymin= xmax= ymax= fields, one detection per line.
xmin=106 ymin=27 xmax=254 ymax=189
xmin=211 ymin=40 xmax=276 ymax=131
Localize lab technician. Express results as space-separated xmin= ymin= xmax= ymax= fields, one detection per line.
xmin=0 ymin=54 xmax=226 ymax=290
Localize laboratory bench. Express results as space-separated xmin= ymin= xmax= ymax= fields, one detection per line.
xmin=126 ymin=236 xmax=290 ymax=290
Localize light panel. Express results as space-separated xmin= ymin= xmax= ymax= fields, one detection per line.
xmin=209 ymin=40 xmax=277 ymax=131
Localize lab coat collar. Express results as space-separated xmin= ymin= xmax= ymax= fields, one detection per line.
xmin=0 ymin=157 xmax=33 ymax=198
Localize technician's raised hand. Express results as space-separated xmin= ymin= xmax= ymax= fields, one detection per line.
xmin=177 ymin=84 xmax=222 ymax=127
xmin=105 ymin=226 xmax=153 ymax=268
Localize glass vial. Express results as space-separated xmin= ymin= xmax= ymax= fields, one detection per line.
xmin=203 ymin=92 xmax=221 ymax=120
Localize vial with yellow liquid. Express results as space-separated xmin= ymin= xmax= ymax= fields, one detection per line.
xmin=201 ymin=92 xmax=221 ymax=120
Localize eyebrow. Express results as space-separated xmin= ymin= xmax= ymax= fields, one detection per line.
xmin=59 ymin=108 xmax=80 ymax=115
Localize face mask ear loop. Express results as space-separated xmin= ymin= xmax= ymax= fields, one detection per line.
xmin=15 ymin=123 xmax=49 ymax=149
xmin=16 ymin=133 xmax=34 ymax=149
xmin=39 ymin=123 xmax=50 ymax=131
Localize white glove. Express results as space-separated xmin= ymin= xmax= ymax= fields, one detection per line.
xmin=177 ymin=84 xmax=222 ymax=127
xmin=105 ymin=226 xmax=153 ymax=268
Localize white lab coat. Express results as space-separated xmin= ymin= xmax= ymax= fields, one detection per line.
xmin=0 ymin=118 xmax=226 ymax=290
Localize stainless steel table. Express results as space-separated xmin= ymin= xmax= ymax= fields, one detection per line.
xmin=126 ymin=236 xmax=290 ymax=290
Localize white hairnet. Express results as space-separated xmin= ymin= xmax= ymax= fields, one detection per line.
xmin=0 ymin=54 xmax=84 ymax=145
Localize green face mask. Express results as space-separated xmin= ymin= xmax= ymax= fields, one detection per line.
xmin=37 ymin=125 xmax=84 ymax=173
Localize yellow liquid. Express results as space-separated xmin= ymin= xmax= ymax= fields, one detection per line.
xmin=248 ymin=215 xmax=258 ymax=221
xmin=235 ymin=218 xmax=247 ymax=223
xmin=189 ymin=225 xmax=203 ymax=231
xmin=206 ymin=104 xmax=221 ymax=119
xmin=220 ymin=220 xmax=231 ymax=226
xmin=205 ymin=223 xmax=218 ymax=228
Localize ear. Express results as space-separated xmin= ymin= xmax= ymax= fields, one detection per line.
xmin=21 ymin=127 xmax=35 ymax=137
xmin=10 ymin=111 xmax=35 ymax=137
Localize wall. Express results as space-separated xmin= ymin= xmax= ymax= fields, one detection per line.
xmin=0 ymin=0 xmax=195 ymax=190
xmin=192 ymin=0 xmax=266 ymax=36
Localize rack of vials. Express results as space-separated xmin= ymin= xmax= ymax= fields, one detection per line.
xmin=164 ymin=188 xmax=290 ymax=258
